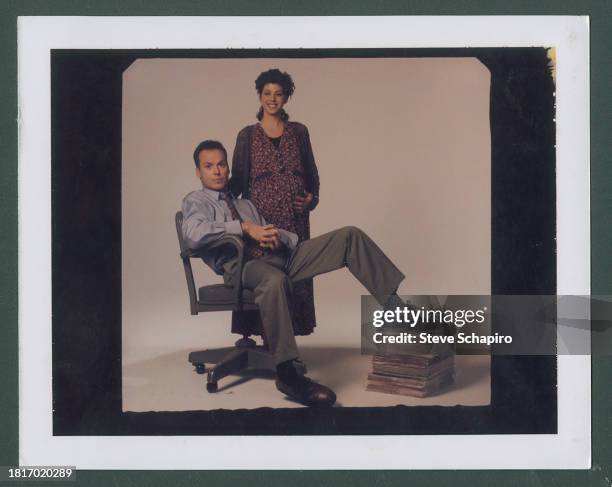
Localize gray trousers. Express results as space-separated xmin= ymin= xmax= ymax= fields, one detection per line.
xmin=234 ymin=226 xmax=405 ymax=364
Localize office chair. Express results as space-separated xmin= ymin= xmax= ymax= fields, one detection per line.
xmin=175 ymin=211 xmax=304 ymax=393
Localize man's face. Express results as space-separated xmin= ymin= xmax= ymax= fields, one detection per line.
xmin=196 ymin=149 xmax=229 ymax=191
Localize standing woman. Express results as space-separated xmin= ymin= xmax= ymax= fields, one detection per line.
xmin=229 ymin=68 xmax=320 ymax=337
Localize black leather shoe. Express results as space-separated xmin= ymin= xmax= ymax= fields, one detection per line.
xmin=275 ymin=375 xmax=336 ymax=407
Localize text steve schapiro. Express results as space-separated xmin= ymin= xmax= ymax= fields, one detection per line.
xmin=372 ymin=331 xmax=513 ymax=345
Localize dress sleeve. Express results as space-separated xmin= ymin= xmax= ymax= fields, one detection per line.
xmin=299 ymin=124 xmax=320 ymax=211
xmin=229 ymin=127 xmax=249 ymax=198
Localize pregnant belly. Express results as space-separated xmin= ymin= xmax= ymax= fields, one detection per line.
xmin=252 ymin=174 xmax=304 ymax=205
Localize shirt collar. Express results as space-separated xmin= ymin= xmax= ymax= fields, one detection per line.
xmin=201 ymin=186 xmax=227 ymax=201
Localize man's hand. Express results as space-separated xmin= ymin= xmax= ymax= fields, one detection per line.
xmin=241 ymin=222 xmax=282 ymax=250
xmin=293 ymin=192 xmax=314 ymax=213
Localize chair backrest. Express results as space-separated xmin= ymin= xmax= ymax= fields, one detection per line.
xmin=175 ymin=211 xmax=199 ymax=315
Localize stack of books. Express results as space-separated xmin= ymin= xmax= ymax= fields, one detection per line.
xmin=366 ymin=352 xmax=454 ymax=398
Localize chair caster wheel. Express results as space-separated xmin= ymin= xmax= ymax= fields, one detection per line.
xmin=206 ymin=381 xmax=218 ymax=393
xmin=194 ymin=363 xmax=206 ymax=374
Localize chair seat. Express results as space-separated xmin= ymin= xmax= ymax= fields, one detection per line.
xmin=198 ymin=284 xmax=256 ymax=306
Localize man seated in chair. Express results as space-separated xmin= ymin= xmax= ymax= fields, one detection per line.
xmin=182 ymin=140 xmax=406 ymax=407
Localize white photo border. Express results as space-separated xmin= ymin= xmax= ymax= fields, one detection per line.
xmin=18 ymin=16 xmax=590 ymax=469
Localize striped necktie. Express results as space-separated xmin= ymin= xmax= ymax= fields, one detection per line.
xmin=219 ymin=192 xmax=264 ymax=260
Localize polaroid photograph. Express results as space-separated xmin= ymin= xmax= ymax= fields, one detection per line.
xmin=18 ymin=16 xmax=590 ymax=469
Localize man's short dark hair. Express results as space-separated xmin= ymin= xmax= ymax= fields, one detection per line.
xmin=193 ymin=140 xmax=228 ymax=168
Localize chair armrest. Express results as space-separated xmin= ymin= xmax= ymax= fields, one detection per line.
xmin=203 ymin=234 xmax=245 ymax=253
xmin=181 ymin=234 xmax=245 ymax=259
xmin=185 ymin=235 xmax=248 ymax=312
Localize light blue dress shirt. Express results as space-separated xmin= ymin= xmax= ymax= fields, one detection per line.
xmin=181 ymin=187 xmax=299 ymax=274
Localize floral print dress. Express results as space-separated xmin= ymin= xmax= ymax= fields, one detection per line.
xmin=230 ymin=122 xmax=317 ymax=336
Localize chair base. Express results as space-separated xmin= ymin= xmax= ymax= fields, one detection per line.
xmin=235 ymin=336 xmax=257 ymax=348
xmin=189 ymin=345 xmax=274 ymax=393
xmin=189 ymin=345 xmax=307 ymax=393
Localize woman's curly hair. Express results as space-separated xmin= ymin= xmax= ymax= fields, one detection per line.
xmin=255 ymin=69 xmax=295 ymax=121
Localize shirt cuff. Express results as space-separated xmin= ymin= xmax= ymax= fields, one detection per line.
xmin=279 ymin=230 xmax=299 ymax=251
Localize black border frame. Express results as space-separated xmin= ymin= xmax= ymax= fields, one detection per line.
xmin=51 ymin=47 xmax=556 ymax=436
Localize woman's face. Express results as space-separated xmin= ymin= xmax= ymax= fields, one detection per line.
xmin=259 ymin=83 xmax=287 ymax=117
